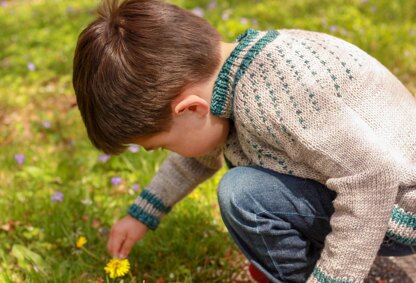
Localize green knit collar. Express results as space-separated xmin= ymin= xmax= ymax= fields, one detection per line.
xmin=210 ymin=28 xmax=279 ymax=119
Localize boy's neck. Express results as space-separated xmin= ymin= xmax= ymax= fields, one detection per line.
xmin=220 ymin=41 xmax=239 ymax=68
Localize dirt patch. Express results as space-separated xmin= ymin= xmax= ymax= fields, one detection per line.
xmin=365 ymin=256 xmax=415 ymax=283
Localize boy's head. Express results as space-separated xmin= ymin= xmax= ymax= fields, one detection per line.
xmin=73 ymin=0 xmax=222 ymax=155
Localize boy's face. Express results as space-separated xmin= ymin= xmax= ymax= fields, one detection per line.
xmin=133 ymin=54 xmax=233 ymax=157
xmin=132 ymin=94 xmax=230 ymax=158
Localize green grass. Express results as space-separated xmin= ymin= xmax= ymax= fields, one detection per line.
xmin=0 ymin=0 xmax=415 ymax=282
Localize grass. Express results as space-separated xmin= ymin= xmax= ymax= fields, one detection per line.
xmin=0 ymin=0 xmax=415 ymax=282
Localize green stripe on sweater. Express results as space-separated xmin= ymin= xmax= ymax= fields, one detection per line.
xmin=140 ymin=190 xmax=171 ymax=214
xmin=386 ymin=230 xmax=416 ymax=245
xmin=312 ymin=267 xmax=353 ymax=283
xmin=390 ymin=206 xmax=416 ymax=229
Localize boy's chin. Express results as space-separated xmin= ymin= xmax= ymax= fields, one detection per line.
xmin=175 ymin=147 xmax=214 ymax=158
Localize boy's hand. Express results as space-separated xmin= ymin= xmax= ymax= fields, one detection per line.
xmin=107 ymin=215 xmax=149 ymax=258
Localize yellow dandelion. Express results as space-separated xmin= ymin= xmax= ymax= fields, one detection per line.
xmin=76 ymin=236 xmax=87 ymax=248
xmin=104 ymin=258 xmax=130 ymax=279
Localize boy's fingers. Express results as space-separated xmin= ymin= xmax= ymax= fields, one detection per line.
xmin=108 ymin=230 xmax=125 ymax=257
xmin=119 ymin=236 xmax=136 ymax=258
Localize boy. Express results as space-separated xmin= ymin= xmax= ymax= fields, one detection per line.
xmin=72 ymin=0 xmax=416 ymax=282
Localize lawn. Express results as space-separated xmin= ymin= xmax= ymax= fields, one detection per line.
xmin=0 ymin=0 xmax=415 ymax=282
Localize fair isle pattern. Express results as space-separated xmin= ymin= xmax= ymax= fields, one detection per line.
xmin=229 ymin=30 xmax=279 ymax=120
xmin=217 ymin=29 xmax=370 ymax=179
xmin=386 ymin=205 xmax=416 ymax=245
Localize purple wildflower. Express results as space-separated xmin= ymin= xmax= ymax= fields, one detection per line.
xmin=27 ymin=62 xmax=36 ymax=71
xmin=329 ymin=25 xmax=338 ymax=32
xmin=240 ymin=17 xmax=248 ymax=25
xmin=208 ymin=0 xmax=217 ymax=10
xmin=132 ymin=184 xmax=140 ymax=191
xmin=128 ymin=144 xmax=139 ymax=153
xmin=192 ymin=7 xmax=204 ymax=17
xmin=51 ymin=191 xmax=64 ymax=202
xmin=14 ymin=154 xmax=25 ymax=165
xmin=111 ymin=177 xmax=122 ymax=187
xmin=98 ymin=154 xmax=111 ymax=163
xmin=42 ymin=120 xmax=52 ymax=129
xmin=221 ymin=10 xmax=232 ymax=21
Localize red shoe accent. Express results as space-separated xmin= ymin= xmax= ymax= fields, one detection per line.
xmin=248 ymin=263 xmax=269 ymax=283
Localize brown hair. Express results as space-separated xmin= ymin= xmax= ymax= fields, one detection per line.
xmin=73 ymin=0 xmax=221 ymax=154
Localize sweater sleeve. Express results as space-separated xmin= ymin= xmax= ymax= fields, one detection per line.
xmin=128 ymin=146 xmax=223 ymax=230
xmin=289 ymin=111 xmax=401 ymax=283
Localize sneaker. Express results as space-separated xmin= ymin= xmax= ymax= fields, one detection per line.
xmin=248 ymin=263 xmax=269 ymax=283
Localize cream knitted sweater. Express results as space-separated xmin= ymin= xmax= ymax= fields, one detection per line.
xmin=129 ymin=29 xmax=416 ymax=282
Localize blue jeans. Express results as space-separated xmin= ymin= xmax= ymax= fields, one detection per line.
xmin=217 ymin=165 xmax=415 ymax=283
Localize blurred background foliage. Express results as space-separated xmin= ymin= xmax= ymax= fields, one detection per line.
xmin=0 ymin=0 xmax=415 ymax=282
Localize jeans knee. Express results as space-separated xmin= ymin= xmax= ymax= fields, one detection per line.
xmin=217 ymin=166 xmax=333 ymax=225
xmin=217 ymin=166 xmax=264 ymax=218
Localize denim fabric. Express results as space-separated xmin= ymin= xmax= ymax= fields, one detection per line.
xmin=217 ymin=164 xmax=415 ymax=283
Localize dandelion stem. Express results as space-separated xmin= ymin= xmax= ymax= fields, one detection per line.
xmin=129 ymin=271 xmax=134 ymax=280
xmin=80 ymin=246 xmax=103 ymax=262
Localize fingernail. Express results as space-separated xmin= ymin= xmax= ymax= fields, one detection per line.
xmin=118 ymin=254 xmax=125 ymax=259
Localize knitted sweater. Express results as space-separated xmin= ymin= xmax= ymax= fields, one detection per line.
xmin=128 ymin=29 xmax=416 ymax=282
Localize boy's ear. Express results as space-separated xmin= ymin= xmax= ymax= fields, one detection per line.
xmin=173 ymin=94 xmax=209 ymax=117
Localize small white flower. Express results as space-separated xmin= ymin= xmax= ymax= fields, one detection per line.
xmin=81 ymin=199 xmax=92 ymax=205
xmin=128 ymin=145 xmax=140 ymax=153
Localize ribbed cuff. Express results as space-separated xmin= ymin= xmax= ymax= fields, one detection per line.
xmin=387 ymin=205 xmax=416 ymax=245
xmin=128 ymin=204 xmax=160 ymax=230
xmin=127 ymin=190 xmax=171 ymax=230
